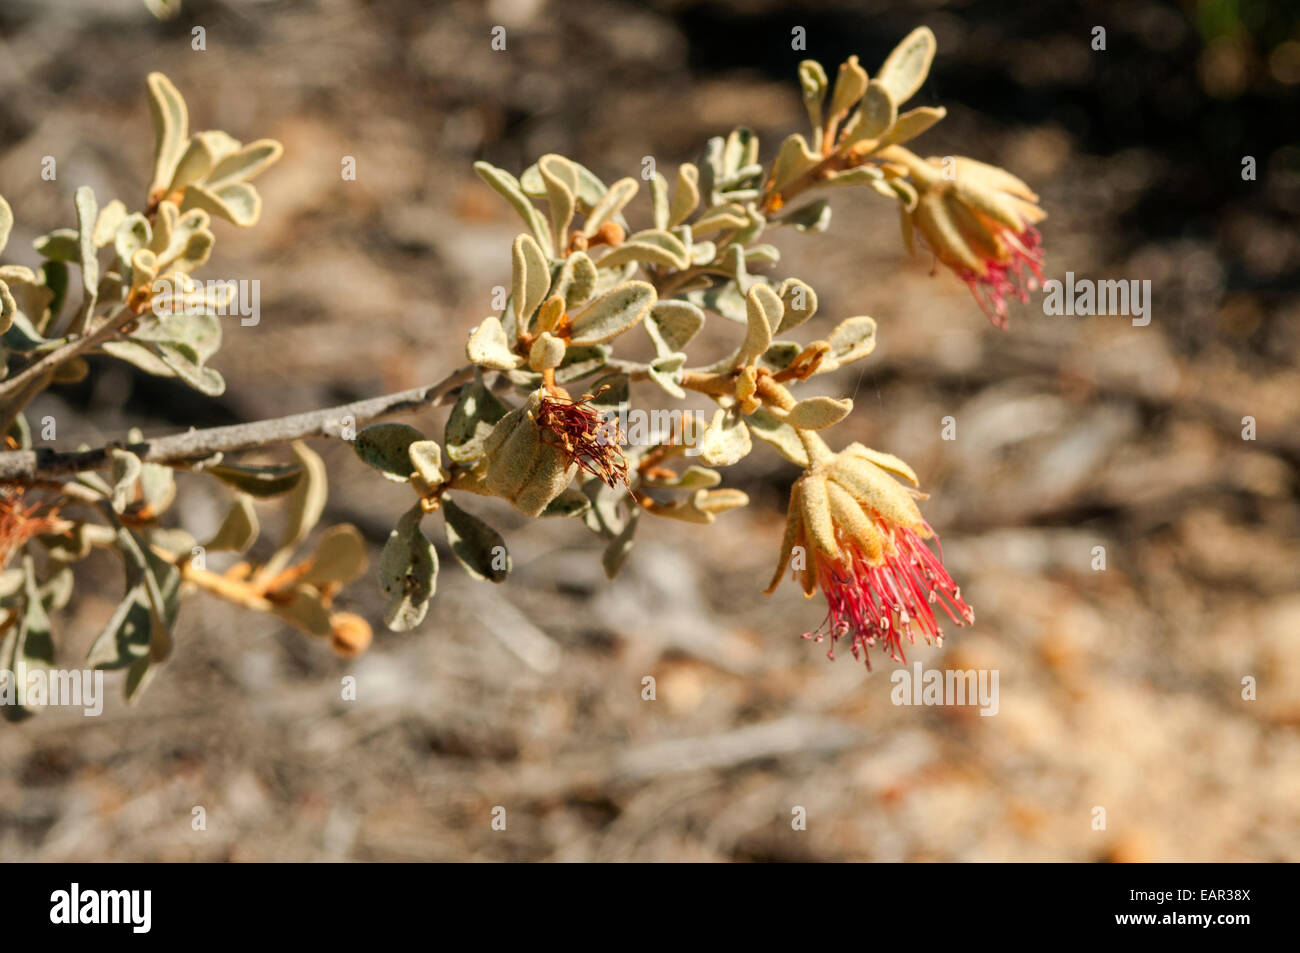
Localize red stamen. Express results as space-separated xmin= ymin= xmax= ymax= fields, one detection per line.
xmin=800 ymin=518 xmax=974 ymax=669
xmin=957 ymin=227 xmax=1044 ymax=329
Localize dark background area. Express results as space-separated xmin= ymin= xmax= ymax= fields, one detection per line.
xmin=0 ymin=0 xmax=1295 ymax=861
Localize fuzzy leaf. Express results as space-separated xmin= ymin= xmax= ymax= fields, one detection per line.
xmin=512 ymin=232 xmax=551 ymax=326
xmin=86 ymin=588 xmax=153 ymax=672
xmin=647 ymin=352 xmax=686 ymax=398
xmin=601 ymin=509 xmax=639 ymax=580
xmin=768 ymin=134 xmax=821 ymax=193
xmin=845 ymin=81 xmax=897 ymax=145
xmin=738 ymin=284 xmax=782 ymax=365
xmin=33 ymin=229 xmax=81 ymax=262
xmin=168 ymin=136 xmax=217 ymax=191
xmin=301 ymin=524 xmax=368 ymax=586
xmin=109 ymin=448 xmax=143 ymax=514
xmin=568 ymin=280 xmax=655 ymax=345
xmin=0 ymin=194 xmax=11 ymax=255
xmin=650 ymin=171 xmax=670 ymax=230
xmin=645 ymin=299 xmax=705 ymax=355
xmin=760 ymin=341 xmax=802 ymax=372
xmin=204 ymin=139 xmax=283 ymax=190
xmin=553 ymin=251 xmax=598 ymax=311
xmin=745 ymin=407 xmax=809 ymax=467
xmin=279 ymin=441 xmax=328 ymax=554
xmin=442 ymin=499 xmax=510 ymax=583
xmin=380 ymin=505 xmax=437 ymax=632
xmin=73 ymin=186 xmax=99 ymax=327
xmin=554 ymin=344 xmax=608 ymax=383
xmin=778 ymin=200 xmax=831 ymax=233
xmin=668 ymin=164 xmax=700 ymax=227
xmin=684 ymin=280 xmax=748 ymax=324
xmin=467 ymin=315 xmax=524 ymax=370
xmin=155 ymin=341 xmax=225 ymax=395
xmin=205 ymin=495 xmax=259 ymax=553
xmin=474 ymin=161 xmax=554 ymax=256
xmin=520 ymin=157 xmax=610 ymax=214
xmin=272 ymin=585 xmax=332 ymax=637
xmin=445 ymin=374 xmax=509 ymax=463
xmin=207 ymin=462 xmax=302 ymax=498
xmin=91 ymin=199 xmax=127 ymax=247
xmin=829 ymin=55 xmax=868 ymax=123
xmin=642 ymin=465 xmax=721 ymax=491
xmin=408 ymin=440 xmax=447 ymax=486
xmin=540 ymin=487 xmax=591 ymax=518
xmin=876 ymin=26 xmax=936 ymax=105
xmin=878 ymin=106 xmax=947 ymax=148
xmin=785 ymin=395 xmax=853 ymax=431
xmin=354 ymin=423 xmax=425 ymax=482
xmin=799 ymin=60 xmax=829 ymax=145
xmin=0 ymin=280 xmax=13 ymax=335
xmin=536 ymin=153 xmax=578 ymax=246
xmin=815 ymin=315 xmax=878 ymax=373
xmin=776 ymin=278 xmax=819 ymax=333
xmin=114 ymin=213 xmax=152 ymax=284
xmin=180 ymin=182 xmax=261 ymax=227
xmin=146 ymin=72 xmax=189 ymax=197
xmin=582 ymin=177 xmax=637 ymax=237
xmin=699 ymin=409 xmax=752 ymax=467
xmin=528 ymin=331 xmax=566 ymax=372
xmin=596 ymin=229 xmax=689 ymax=271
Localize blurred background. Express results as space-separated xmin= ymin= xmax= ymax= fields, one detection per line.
xmin=0 ymin=0 xmax=1297 ymax=861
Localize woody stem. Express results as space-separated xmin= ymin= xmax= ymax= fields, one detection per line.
xmin=0 ymin=364 xmax=477 ymax=483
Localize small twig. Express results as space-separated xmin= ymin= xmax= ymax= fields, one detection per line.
xmin=0 ymin=364 xmax=476 ymax=483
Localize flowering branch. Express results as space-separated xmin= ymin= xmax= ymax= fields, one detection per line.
xmin=0 ymin=364 xmax=474 ymax=482
xmin=0 ymin=27 xmax=1051 ymax=714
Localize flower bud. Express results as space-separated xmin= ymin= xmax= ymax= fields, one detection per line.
xmin=328 ymin=612 xmax=373 ymax=658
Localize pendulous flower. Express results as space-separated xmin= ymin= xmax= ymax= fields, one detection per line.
xmin=887 ymin=147 xmax=1046 ymax=329
xmin=766 ymin=443 xmax=974 ymax=668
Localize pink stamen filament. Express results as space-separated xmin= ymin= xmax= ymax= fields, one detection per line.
xmin=801 ymin=518 xmax=974 ymax=669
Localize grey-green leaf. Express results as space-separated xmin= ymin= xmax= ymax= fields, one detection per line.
xmin=86 ymin=587 xmax=153 ymax=671
xmin=207 ymin=462 xmax=302 ymax=498
xmin=568 ymin=280 xmax=655 ymax=345
xmin=473 ymin=161 xmax=554 ymax=256
xmin=699 ymin=408 xmax=752 ymax=467
xmin=815 ymin=315 xmax=878 ymax=373
xmin=540 ymin=487 xmax=591 ymax=518
xmin=445 ymin=373 xmax=509 ymax=463
xmin=745 ymin=407 xmax=810 ymax=467
xmin=512 ymin=232 xmax=551 ymax=326
xmin=0 ymin=194 xmax=11 ymax=256
xmin=645 ymin=299 xmax=705 ymax=355
xmin=354 ymin=423 xmax=425 ymax=482
xmin=442 ymin=498 xmax=510 ymax=583
xmin=876 ymin=26 xmax=936 ymax=105
xmin=301 ymin=524 xmax=368 ymax=586
xmin=205 ymin=494 xmax=259 ymax=553
xmin=379 ymin=505 xmax=437 ymax=631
